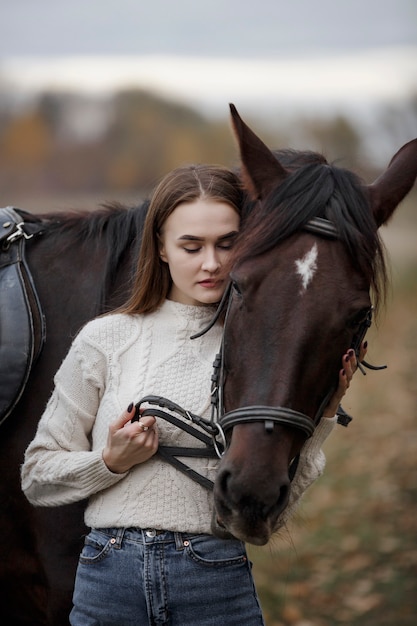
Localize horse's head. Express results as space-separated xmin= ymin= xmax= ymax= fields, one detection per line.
xmin=212 ymin=105 xmax=417 ymax=545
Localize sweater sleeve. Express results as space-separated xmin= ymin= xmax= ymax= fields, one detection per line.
xmin=275 ymin=415 xmax=337 ymax=529
xmin=21 ymin=329 xmax=126 ymax=507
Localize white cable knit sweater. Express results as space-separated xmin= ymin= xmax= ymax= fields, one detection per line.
xmin=21 ymin=299 xmax=336 ymax=535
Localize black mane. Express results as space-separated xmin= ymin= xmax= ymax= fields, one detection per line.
xmin=18 ymin=200 xmax=150 ymax=307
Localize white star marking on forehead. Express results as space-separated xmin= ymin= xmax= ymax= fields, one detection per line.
xmin=295 ymin=243 xmax=318 ymax=291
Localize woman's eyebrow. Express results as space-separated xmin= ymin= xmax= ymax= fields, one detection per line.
xmin=177 ymin=231 xmax=239 ymax=242
xmin=218 ymin=231 xmax=239 ymax=241
xmin=177 ymin=234 xmax=204 ymax=241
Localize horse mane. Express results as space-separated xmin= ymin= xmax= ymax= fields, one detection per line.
xmin=19 ymin=200 xmax=150 ymax=306
xmin=234 ymin=149 xmax=387 ymax=310
xmin=27 ymin=200 xmax=149 ymax=242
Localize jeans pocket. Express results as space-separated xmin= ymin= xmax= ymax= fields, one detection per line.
xmin=79 ymin=529 xmax=115 ymax=565
xmin=185 ymin=535 xmax=248 ymax=568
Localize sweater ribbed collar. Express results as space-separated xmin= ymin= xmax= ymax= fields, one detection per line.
xmin=159 ymin=299 xmax=219 ymax=333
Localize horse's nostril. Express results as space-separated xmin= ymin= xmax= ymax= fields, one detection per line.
xmin=276 ymin=482 xmax=289 ymax=512
xmin=218 ymin=465 xmax=290 ymax=520
xmin=256 ymin=483 xmax=288 ymax=520
xmin=219 ymin=469 xmax=231 ymax=495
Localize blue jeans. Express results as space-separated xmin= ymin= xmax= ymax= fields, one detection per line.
xmin=70 ymin=527 xmax=265 ymax=625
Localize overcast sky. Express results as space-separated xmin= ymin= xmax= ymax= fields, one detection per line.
xmin=1 ymin=1 xmax=416 ymax=128
xmin=1 ymin=0 xmax=415 ymax=58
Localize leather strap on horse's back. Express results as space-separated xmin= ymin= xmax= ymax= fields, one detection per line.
xmin=0 ymin=207 xmax=46 ymax=424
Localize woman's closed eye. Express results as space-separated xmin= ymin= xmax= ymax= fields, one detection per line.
xmin=183 ymin=241 xmax=236 ymax=254
xmin=217 ymin=241 xmax=235 ymax=250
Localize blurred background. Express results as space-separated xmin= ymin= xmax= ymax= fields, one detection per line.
xmin=1 ymin=1 xmax=416 ymax=624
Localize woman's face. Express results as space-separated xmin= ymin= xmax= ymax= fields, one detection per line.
xmin=159 ymin=198 xmax=239 ymax=306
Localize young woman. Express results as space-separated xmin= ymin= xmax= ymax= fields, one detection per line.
xmin=21 ymin=164 xmax=361 ymax=625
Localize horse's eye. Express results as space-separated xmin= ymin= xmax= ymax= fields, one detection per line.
xmin=348 ymin=307 xmax=371 ymax=329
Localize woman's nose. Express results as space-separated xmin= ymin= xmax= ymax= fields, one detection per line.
xmin=201 ymin=248 xmax=220 ymax=272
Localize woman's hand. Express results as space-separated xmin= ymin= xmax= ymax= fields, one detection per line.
xmin=322 ymin=342 xmax=368 ymax=418
xmin=102 ymin=404 xmax=159 ymax=473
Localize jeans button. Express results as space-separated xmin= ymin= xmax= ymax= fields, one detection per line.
xmin=145 ymin=529 xmax=156 ymax=538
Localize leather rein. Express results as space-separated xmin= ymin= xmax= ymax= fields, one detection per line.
xmin=133 ymin=216 xmax=386 ymax=489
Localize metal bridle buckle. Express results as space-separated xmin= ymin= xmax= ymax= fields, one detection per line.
xmin=212 ymin=423 xmax=227 ymax=458
xmin=7 ymin=222 xmax=34 ymax=244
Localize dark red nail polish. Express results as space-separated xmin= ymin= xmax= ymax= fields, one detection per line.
xmin=127 ymin=402 xmax=133 ymax=412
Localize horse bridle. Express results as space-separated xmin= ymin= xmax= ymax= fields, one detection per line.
xmin=133 ymin=217 xmax=386 ymax=488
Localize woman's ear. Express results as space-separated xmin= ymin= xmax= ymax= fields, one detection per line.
xmin=158 ymin=235 xmax=168 ymax=263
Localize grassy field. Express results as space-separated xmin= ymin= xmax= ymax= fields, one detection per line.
xmin=249 ymin=235 xmax=417 ymax=625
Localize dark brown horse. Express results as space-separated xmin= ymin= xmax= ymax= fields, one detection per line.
xmin=211 ymin=105 xmax=417 ymax=545
xmin=1 ymin=105 xmax=416 ymax=624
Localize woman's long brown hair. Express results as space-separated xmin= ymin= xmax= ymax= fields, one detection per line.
xmin=119 ymin=164 xmax=243 ymax=315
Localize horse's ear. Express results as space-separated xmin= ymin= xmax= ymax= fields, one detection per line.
xmin=229 ymin=103 xmax=289 ymax=200
xmin=367 ymin=138 xmax=417 ymax=227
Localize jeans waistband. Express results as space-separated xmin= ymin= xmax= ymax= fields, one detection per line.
xmin=95 ymin=527 xmax=192 ymax=550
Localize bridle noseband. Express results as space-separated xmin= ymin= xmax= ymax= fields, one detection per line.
xmin=133 ymin=217 xmax=386 ymax=489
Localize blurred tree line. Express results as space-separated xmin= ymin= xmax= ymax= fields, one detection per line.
xmin=0 ymin=87 xmax=416 ymax=203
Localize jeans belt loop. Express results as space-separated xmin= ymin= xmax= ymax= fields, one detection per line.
xmin=111 ymin=527 xmax=125 ymax=549
xmin=174 ymin=532 xmax=187 ymax=550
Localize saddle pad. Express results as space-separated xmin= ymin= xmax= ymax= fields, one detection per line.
xmin=0 ymin=208 xmax=45 ymax=423
xmin=0 ymin=262 xmax=36 ymax=424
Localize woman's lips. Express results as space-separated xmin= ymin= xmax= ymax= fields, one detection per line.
xmin=198 ymin=280 xmax=221 ymax=288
